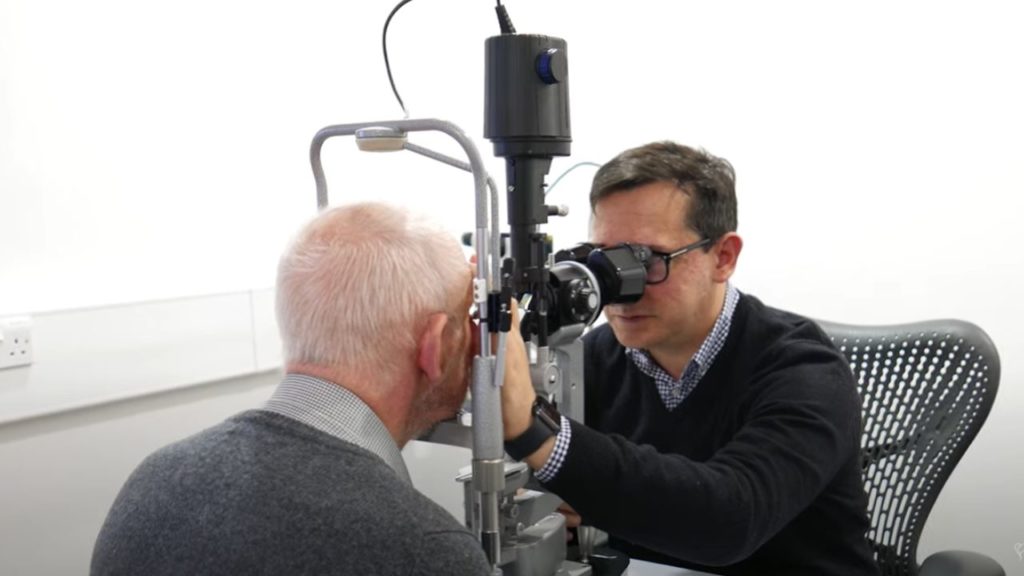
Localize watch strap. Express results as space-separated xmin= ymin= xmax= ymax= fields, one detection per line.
xmin=505 ymin=396 xmax=561 ymax=461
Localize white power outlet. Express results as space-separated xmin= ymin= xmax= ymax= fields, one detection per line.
xmin=0 ymin=316 xmax=34 ymax=370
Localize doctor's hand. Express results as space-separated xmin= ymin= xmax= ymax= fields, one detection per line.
xmin=558 ymin=501 xmax=582 ymax=529
xmin=499 ymin=299 xmax=536 ymax=441
xmin=497 ymin=299 xmax=558 ymax=469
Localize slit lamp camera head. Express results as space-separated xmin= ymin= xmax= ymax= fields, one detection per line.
xmin=541 ymin=243 xmax=650 ymax=334
xmin=483 ymin=32 xmax=654 ymax=338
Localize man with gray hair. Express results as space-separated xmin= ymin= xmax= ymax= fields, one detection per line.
xmin=92 ymin=202 xmax=490 ymax=575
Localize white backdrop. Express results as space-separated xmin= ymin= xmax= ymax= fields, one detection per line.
xmin=1 ymin=0 xmax=1022 ymax=570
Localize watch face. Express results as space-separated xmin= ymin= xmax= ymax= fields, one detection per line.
xmin=535 ymin=396 xmax=561 ymax=431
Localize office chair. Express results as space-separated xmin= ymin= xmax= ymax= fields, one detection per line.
xmin=815 ymin=319 xmax=1004 ymax=576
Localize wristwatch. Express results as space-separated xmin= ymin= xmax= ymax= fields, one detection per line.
xmin=504 ymin=395 xmax=562 ymax=461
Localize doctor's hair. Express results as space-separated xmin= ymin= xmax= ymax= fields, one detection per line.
xmin=275 ymin=202 xmax=468 ymax=379
xmin=590 ymin=141 xmax=738 ymax=243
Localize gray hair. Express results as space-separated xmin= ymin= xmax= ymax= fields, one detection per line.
xmin=276 ymin=202 xmax=468 ymax=378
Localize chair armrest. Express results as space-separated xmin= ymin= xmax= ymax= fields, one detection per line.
xmin=919 ymin=550 xmax=1005 ymax=576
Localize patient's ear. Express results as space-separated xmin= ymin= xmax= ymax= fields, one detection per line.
xmin=417 ymin=313 xmax=449 ymax=383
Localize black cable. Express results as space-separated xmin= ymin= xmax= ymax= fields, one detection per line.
xmin=382 ymin=0 xmax=416 ymax=117
xmin=495 ymin=0 xmax=516 ymax=34
xmin=382 ymin=0 xmax=511 ymax=116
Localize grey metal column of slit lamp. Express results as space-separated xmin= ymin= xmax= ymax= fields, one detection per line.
xmin=309 ymin=118 xmax=509 ymax=574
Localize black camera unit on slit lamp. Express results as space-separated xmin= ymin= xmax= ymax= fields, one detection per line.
xmin=484 ymin=26 xmax=649 ymax=408
xmin=309 ymin=3 xmax=649 ymax=574
xmin=479 ymin=8 xmax=648 ymax=575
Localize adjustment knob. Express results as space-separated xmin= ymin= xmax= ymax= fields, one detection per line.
xmin=536 ymin=48 xmax=566 ymax=84
xmin=567 ymin=279 xmax=598 ymax=323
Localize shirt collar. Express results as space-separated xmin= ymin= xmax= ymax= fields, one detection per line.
xmin=626 ymin=283 xmax=740 ymax=390
xmin=262 ymin=373 xmax=412 ymax=484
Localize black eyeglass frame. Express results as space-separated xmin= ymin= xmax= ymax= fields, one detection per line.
xmin=644 ymin=237 xmax=713 ymax=284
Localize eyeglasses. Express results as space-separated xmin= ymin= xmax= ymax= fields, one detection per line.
xmin=644 ymin=237 xmax=713 ymax=284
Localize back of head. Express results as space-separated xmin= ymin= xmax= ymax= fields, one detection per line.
xmin=276 ymin=202 xmax=467 ymax=379
xmin=590 ymin=141 xmax=738 ymax=240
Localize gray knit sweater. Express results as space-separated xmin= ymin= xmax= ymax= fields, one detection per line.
xmin=91 ymin=410 xmax=490 ymax=575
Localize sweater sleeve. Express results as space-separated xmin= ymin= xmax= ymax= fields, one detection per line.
xmin=542 ymin=344 xmax=863 ymax=567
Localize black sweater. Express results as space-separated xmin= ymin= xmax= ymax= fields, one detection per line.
xmin=543 ymin=294 xmax=879 ymax=576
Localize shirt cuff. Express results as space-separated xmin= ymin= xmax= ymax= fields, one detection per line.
xmin=534 ymin=415 xmax=571 ymax=483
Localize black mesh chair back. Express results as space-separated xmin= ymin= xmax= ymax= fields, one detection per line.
xmin=815 ymin=319 xmax=1000 ymax=576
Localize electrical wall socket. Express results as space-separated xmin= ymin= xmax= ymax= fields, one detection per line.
xmin=0 ymin=316 xmax=34 ymax=370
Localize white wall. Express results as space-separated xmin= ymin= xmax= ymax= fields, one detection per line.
xmin=0 ymin=372 xmax=280 ymax=575
xmin=1 ymin=0 xmax=1022 ymax=573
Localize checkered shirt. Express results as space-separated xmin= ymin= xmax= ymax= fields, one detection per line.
xmin=627 ymin=284 xmax=740 ymax=410
xmin=534 ymin=414 xmax=572 ymax=482
xmin=261 ymin=373 xmax=412 ymax=484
